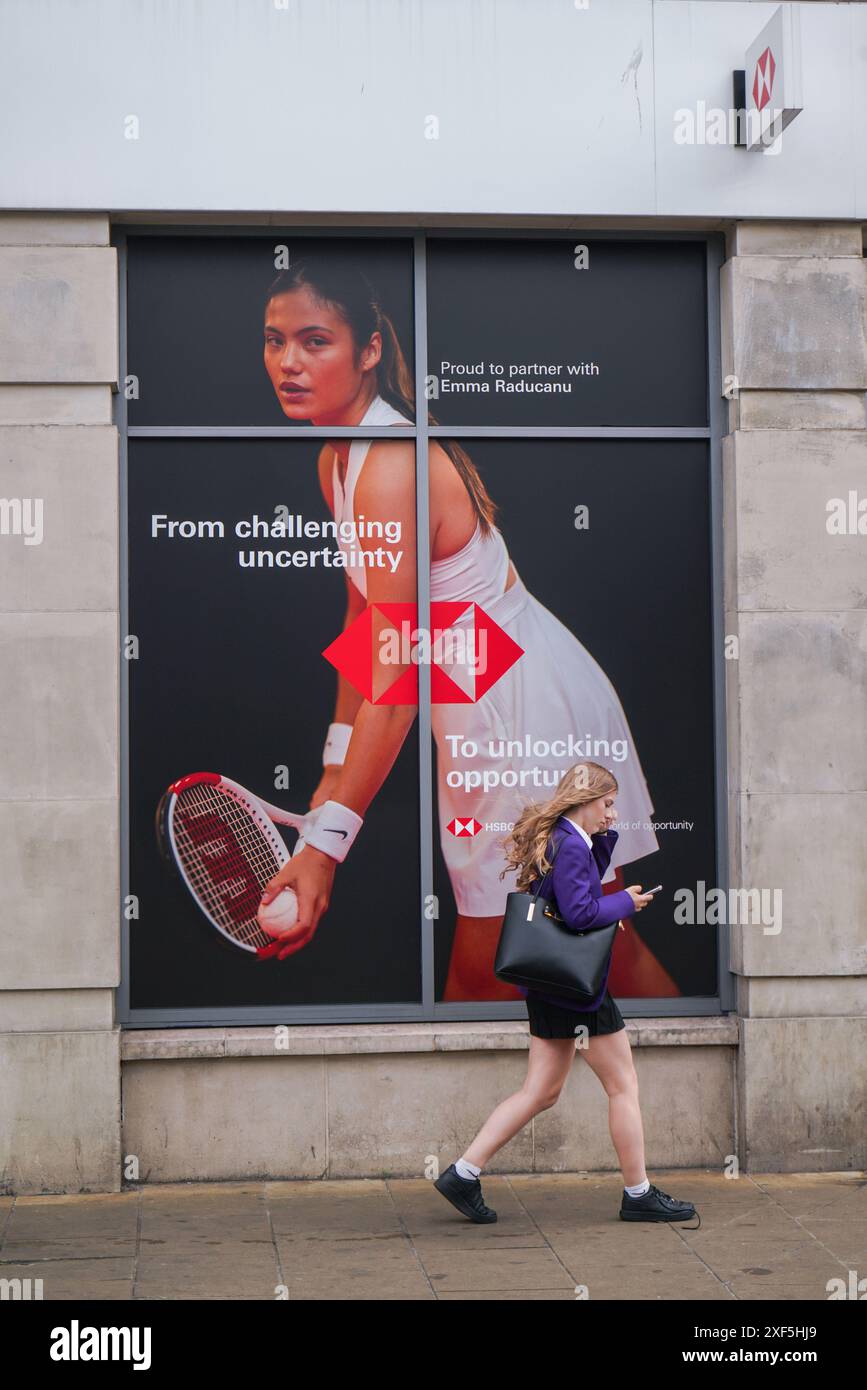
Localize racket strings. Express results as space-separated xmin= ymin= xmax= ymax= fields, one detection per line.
xmin=172 ymin=782 xmax=287 ymax=949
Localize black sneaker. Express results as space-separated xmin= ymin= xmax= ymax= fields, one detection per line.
xmin=434 ymin=1163 xmax=498 ymax=1223
xmin=619 ymin=1182 xmax=700 ymax=1227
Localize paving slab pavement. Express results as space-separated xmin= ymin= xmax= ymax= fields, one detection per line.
xmin=1 ymin=1169 xmax=864 ymax=1301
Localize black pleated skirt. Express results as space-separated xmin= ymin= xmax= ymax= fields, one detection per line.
xmin=525 ymin=987 xmax=626 ymax=1040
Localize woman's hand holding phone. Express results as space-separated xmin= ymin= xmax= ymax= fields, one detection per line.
xmin=625 ymin=885 xmax=657 ymax=912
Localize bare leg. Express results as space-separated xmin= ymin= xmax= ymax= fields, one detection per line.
xmin=576 ymin=1027 xmax=647 ymax=1187
xmin=461 ymin=1036 xmax=575 ymax=1167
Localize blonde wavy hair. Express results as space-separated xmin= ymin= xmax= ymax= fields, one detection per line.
xmin=499 ymin=761 xmax=619 ymax=893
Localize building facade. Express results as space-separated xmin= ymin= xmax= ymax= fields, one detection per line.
xmin=0 ymin=0 xmax=865 ymax=1191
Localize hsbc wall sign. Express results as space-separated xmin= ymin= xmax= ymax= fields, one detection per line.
xmin=743 ymin=3 xmax=804 ymax=151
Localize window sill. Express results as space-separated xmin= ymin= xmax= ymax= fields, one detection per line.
xmin=121 ymin=1015 xmax=738 ymax=1061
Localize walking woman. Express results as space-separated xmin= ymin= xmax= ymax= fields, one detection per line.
xmin=435 ymin=761 xmax=698 ymax=1226
xmin=257 ymin=249 xmax=677 ymax=1001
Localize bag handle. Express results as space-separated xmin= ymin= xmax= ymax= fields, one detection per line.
xmin=531 ymin=828 xmax=564 ymax=903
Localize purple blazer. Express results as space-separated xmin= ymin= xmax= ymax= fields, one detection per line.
xmin=513 ymin=816 xmax=635 ymax=1012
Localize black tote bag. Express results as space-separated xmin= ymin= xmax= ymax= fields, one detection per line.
xmin=494 ymin=828 xmax=620 ymax=1003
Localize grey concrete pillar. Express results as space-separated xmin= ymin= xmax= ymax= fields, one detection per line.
xmin=0 ymin=214 xmax=121 ymax=1193
xmin=721 ymin=222 xmax=867 ymax=1173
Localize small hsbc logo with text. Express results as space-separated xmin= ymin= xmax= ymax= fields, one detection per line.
xmin=447 ymin=818 xmax=514 ymax=836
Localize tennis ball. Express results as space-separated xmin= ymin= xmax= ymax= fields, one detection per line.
xmin=257 ymin=887 xmax=299 ymax=937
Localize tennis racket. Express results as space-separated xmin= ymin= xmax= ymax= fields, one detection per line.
xmin=155 ymin=771 xmax=316 ymax=959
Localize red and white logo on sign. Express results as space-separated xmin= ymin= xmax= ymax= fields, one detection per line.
xmin=752 ymin=45 xmax=775 ymax=111
xmin=448 ymin=817 xmax=482 ymax=837
xmin=322 ymin=601 xmax=524 ymax=705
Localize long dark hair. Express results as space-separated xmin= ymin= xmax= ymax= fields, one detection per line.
xmin=265 ymin=253 xmax=498 ymax=535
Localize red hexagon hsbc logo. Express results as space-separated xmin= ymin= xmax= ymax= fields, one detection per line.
xmin=752 ymin=46 xmax=775 ymax=112
xmin=448 ymin=817 xmax=482 ymax=837
xmin=321 ymin=601 xmax=524 ymax=704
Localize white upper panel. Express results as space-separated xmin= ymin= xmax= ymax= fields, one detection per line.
xmin=0 ymin=0 xmax=863 ymax=217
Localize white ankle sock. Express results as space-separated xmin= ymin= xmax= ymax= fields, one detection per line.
xmin=455 ymin=1157 xmax=481 ymax=1181
xmin=624 ymin=1178 xmax=651 ymax=1197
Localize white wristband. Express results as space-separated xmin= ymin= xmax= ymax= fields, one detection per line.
xmin=302 ymin=799 xmax=364 ymax=863
xmin=323 ymin=722 xmax=353 ymax=767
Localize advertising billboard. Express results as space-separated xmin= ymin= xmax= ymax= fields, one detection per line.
xmin=123 ymin=233 xmax=717 ymax=1017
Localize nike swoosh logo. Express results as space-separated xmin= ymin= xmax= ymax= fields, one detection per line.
xmin=323 ymin=827 xmax=348 ymax=838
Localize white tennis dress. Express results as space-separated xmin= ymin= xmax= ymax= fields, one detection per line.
xmin=331 ymin=395 xmax=659 ymax=916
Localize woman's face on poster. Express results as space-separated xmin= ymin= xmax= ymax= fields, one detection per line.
xmin=263 ymin=286 xmax=381 ymax=422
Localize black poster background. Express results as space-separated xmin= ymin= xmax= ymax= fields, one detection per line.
xmin=430 ymin=441 xmax=718 ymax=1002
xmin=127 ymin=440 xmax=421 ymax=1009
xmin=426 ymin=238 xmax=708 ymax=427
